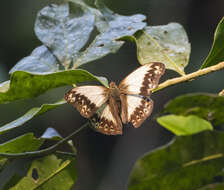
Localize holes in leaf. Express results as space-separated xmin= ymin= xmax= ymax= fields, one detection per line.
xmin=98 ymin=44 xmax=104 ymax=47
xmin=32 ymin=168 xmax=39 ymax=181
xmin=213 ymin=175 xmax=224 ymax=183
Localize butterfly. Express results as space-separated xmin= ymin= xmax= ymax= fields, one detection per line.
xmin=64 ymin=62 xmax=165 ymax=135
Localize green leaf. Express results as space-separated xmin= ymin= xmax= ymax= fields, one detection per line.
xmin=198 ymin=183 xmax=224 ymax=190
xmin=0 ymin=100 xmax=66 ymax=135
xmin=157 ymin=114 xmax=213 ymax=136
xmin=0 ymin=69 xmax=108 ymax=104
xmin=0 ymin=133 xmax=44 ymax=155
xmin=134 ymin=23 xmax=190 ymax=75
xmin=9 ymin=46 xmax=59 ymax=74
xmin=163 ymin=93 xmax=224 ymax=126
xmin=129 ymin=131 xmax=224 ymax=190
xmin=35 ymin=3 xmax=95 ymax=69
xmin=201 ymin=17 xmax=224 ymax=68
xmin=0 ymin=133 xmax=44 ymax=188
xmin=5 ymin=155 xmax=77 ymax=190
xmin=0 ymin=81 xmax=9 ymax=93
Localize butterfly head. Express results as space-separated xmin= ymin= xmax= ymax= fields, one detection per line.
xmin=109 ymin=81 xmax=118 ymax=89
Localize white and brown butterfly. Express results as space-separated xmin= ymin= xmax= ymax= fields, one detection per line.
xmin=64 ymin=62 xmax=165 ymax=135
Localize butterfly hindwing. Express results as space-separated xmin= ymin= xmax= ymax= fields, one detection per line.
xmin=64 ymin=86 xmax=108 ymax=118
xmin=119 ymin=62 xmax=165 ymax=96
xmin=92 ymin=97 xmax=122 ymax=135
xmin=122 ymin=95 xmax=154 ymax=127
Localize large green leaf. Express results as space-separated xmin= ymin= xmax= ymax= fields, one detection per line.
xmin=157 ymin=114 xmax=213 ymax=136
xmin=0 ymin=133 xmax=44 ymax=156
xmin=134 ymin=23 xmax=190 ymax=75
xmin=201 ymin=17 xmax=224 ymax=68
xmin=0 ymin=133 xmax=44 ymax=188
xmin=0 ymin=69 xmax=108 ymax=104
xmin=163 ymin=93 xmax=224 ymax=126
xmin=0 ymin=100 xmax=66 ymax=135
xmin=35 ymin=3 xmax=95 ymax=69
xmin=129 ymin=131 xmax=224 ymax=190
xmin=198 ymin=183 xmax=224 ymax=190
xmin=4 ymin=155 xmax=77 ymax=190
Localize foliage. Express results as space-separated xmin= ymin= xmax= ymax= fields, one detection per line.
xmin=129 ymin=131 xmax=224 ymax=190
xmin=0 ymin=0 xmax=224 ymax=189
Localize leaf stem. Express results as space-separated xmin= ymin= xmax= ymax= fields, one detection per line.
xmin=153 ymin=61 xmax=224 ymax=93
xmin=0 ymin=122 xmax=89 ymax=159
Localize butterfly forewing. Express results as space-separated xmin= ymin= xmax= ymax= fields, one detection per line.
xmin=119 ymin=62 xmax=165 ymax=96
xmin=64 ymin=86 xmax=108 ymax=118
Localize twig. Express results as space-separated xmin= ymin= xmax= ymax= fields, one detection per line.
xmin=153 ymin=62 xmax=224 ymax=93
xmin=55 ymin=151 xmax=76 ymax=157
xmin=0 ymin=122 xmax=89 ymax=159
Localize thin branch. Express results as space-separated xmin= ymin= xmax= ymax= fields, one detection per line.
xmin=55 ymin=151 xmax=76 ymax=157
xmin=153 ymin=62 xmax=224 ymax=93
xmin=0 ymin=122 xmax=89 ymax=159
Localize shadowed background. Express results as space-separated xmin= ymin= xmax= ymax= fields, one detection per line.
xmin=0 ymin=0 xmax=223 ymax=189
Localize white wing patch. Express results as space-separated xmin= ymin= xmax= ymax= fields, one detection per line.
xmin=64 ymin=86 xmax=108 ymax=118
xmin=96 ymin=104 xmax=122 ymax=135
xmin=126 ymin=95 xmax=154 ymax=128
xmin=119 ymin=62 xmax=165 ymax=96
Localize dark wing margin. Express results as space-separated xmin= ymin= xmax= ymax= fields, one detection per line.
xmin=119 ymin=62 xmax=165 ymax=96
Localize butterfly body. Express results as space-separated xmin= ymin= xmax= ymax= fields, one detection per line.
xmin=65 ymin=62 xmax=165 ymax=135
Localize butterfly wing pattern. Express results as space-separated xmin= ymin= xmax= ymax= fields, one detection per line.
xmin=119 ymin=62 xmax=165 ymax=127
xmin=94 ymin=101 xmax=123 ymax=135
xmin=64 ymin=86 xmax=108 ymax=118
xmin=65 ymin=62 xmax=165 ymax=135
xmin=64 ymin=85 xmax=122 ymax=135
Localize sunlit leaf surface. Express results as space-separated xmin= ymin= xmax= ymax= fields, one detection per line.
xmin=134 ymin=23 xmax=190 ymax=75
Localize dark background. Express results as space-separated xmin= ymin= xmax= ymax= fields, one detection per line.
xmin=0 ymin=0 xmax=223 ymax=190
